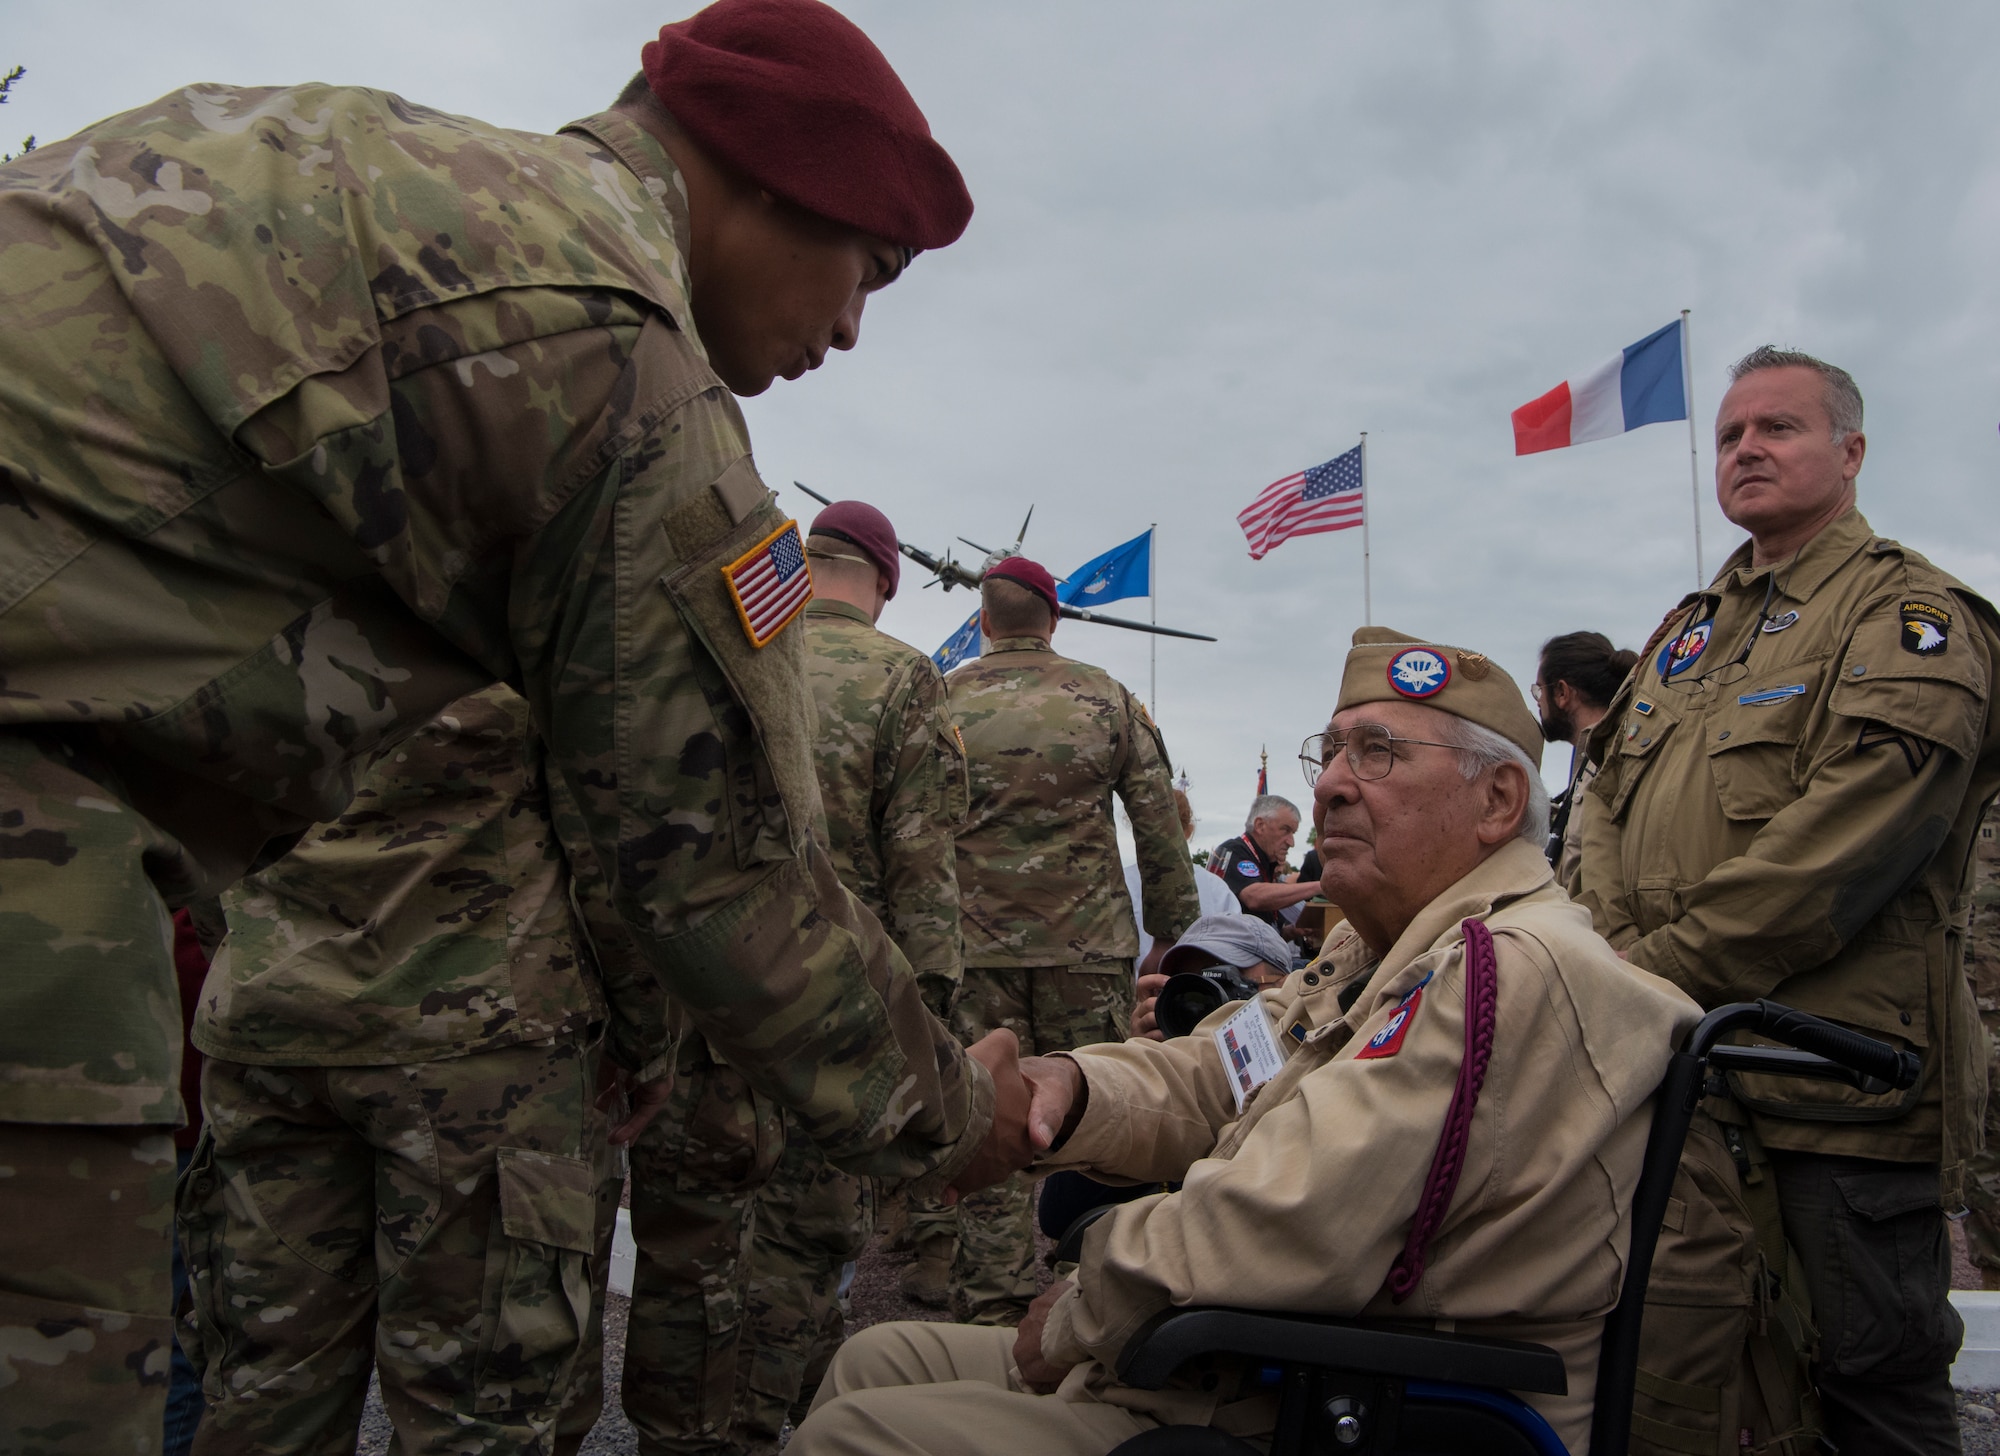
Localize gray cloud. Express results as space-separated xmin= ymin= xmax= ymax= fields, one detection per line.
xmin=11 ymin=0 xmax=1998 ymax=845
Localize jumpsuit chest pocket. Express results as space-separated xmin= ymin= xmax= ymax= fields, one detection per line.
xmin=1703 ymin=676 xmax=1819 ymax=822
xmin=1602 ymin=700 xmax=1681 ymax=823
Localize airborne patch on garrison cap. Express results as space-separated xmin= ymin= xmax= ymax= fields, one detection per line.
xmin=1387 ymin=647 xmax=1451 ymax=699
xmin=1901 ymin=601 xmax=1950 ymax=656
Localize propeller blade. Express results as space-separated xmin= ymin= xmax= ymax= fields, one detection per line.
xmin=791 ymin=480 xmax=834 ymax=507
xmin=1056 ymin=605 xmax=1215 ymax=642
xmin=1015 ymin=505 xmax=1034 ymax=544
xmin=957 ymin=536 xmax=995 ymax=554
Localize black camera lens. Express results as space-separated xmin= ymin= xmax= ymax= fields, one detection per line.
xmin=1157 ymin=968 xmax=1264 ymax=1039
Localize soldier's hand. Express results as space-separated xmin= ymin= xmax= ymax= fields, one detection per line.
xmin=1022 ymin=1054 xmax=1085 ymax=1150
xmin=1013 ymin=1279 xmax=1078 ymax=1393
xmin=607 ymin=1074 xmax=676 ymax=1147
xmin=945 ymin=1029 xmax=1033 ymax=1201
xmin=1131 ymin=972 xmax=1170 ymax=1041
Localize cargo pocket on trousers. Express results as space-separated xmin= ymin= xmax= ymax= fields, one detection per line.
xmin=1825 ymin=1169 xmax=1961 ymax=1381
xmin=474 ymin=1148 xmax=598 ymax=1414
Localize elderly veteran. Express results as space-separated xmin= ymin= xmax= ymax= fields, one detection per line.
xmin=788 ymin=627 xmax=1703 ymax=1456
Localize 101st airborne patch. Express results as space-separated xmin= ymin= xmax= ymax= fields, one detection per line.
xmin=1901 ymin=600 xmax=1951 ymax=656
xmin=723 ymin=520 xmax=814 ymax=648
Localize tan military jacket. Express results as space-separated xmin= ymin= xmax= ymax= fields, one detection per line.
xmin=948 ymin=636 xmax=1198 ymax=966
xmin=200 ymin=685 xmax=601 ymax=1065
xmin=0 ymin=86 xmax=989 ymax=1180
xmin=1576 ymin=509 xmax=2000 ymax=1192
xmin=805 ymin=600 xmax=966 ymax=1018
xmin=1036 ymin=840 xmax=1701 ymax=1454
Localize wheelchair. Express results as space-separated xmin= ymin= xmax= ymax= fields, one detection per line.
xmin=1053 ymin=999 xmax=1919 ymax=1456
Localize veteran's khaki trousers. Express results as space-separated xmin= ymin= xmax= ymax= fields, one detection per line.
xmin=789 ymin=1320 xmax=1155 ymax=1456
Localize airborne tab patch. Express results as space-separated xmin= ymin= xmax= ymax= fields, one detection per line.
xmin=1901 ymin=601 xmax=1950 ymax=656
xmin=723 ymin=520 xmax=813 ymax=648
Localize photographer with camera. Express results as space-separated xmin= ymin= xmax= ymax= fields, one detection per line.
xmin=1131 ymin=915 xmax=1294 ymax=1041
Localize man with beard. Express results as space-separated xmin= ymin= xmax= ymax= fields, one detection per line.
xmin=1533 ymin=632 xmax=1638 ymax=889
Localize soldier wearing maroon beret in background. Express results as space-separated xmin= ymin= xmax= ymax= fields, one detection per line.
xmin=0 ymin=0 xmax=1037 ymax=1448
xmin=933 ymin=557 xmax=1202 ymax=1326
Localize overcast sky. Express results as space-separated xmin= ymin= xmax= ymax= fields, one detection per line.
xmin=10 ymin=2 xmax=1999 ymax=850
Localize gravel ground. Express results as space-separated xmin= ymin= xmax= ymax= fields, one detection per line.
xmin=350 ymin=1207 xmax=1993 ymax=1452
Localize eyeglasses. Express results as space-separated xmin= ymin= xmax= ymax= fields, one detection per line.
xmin=1299 ymin=725 xmax=1461 ymax=785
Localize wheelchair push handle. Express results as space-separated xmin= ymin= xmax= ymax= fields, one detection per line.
xmin=1685 ymin=999 xmax=1920 ymax=1090
xmin=1752 ymin=999 xmax=1919 ymax=1089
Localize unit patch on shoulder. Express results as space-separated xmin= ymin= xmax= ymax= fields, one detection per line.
xmin=723 ymin=520 xmax=813 ymax=648
xmin=1901 ymin=601 xmax=1950 ymax=656
xmin=1355 ymin=972 xmax=1431 ymax=1061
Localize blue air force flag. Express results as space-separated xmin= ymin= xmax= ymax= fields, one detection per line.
xmin=933 ymin=611 xmax=982 ymax=672
xmin=1058 ymin=530 xmax=1153 ymax=608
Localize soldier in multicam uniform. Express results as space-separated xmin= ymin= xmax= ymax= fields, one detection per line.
xmin=182 ymin=684 xmax=633 ymax=1451
xmin=939 ymin=557 xmax=1202 ymax=1325
xmin=1963 ymin=798 xmax=2000 ymax=1287
xmin=624 ymin=500 xmax=967 ymax=1455
xmin=0 ymin=4 xmax=1021 ymax=1448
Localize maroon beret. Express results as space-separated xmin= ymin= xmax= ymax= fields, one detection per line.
xmin=641 ymin=0 xmax=973 ymax=251
xmin=983 ymin=555 xmax=1060 ymax=618
xmin=809 ymin=500 xmax=902 ymax=600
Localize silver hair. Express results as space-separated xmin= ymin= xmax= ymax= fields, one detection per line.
xmin=1729 ymin=345 xmax=1864 ymax=442
xmin=1245 ymin=793 xmax=1300 ymax=832
xmin=1434 ymin=716 xmax=1551 ymax=847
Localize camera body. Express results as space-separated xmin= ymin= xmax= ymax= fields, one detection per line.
xmin=1156 ymin=963 xmax=1260 ymax=1039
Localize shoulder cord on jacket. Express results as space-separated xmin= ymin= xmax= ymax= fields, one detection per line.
xmin=1387 ymin=916 xmax=1499 ymax=1303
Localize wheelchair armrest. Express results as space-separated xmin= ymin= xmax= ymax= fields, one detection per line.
xmin=1114 ymin=1307 xmax=1567 ymax=1397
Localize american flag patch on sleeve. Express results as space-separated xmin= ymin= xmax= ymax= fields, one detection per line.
xmin=723 ymin=520 xmax=814 ymax=648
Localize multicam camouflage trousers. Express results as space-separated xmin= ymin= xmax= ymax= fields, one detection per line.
xmin=176 ymin=1033 xmax=617 ymax=1456
xmin=625 ymin=1037 xmax=782 ymax=1456
xmin=0 ymin=1122 xmax=179 ymax=1456
xmin=625 ymin=1040 xmax=872 ymax=1456
xmin=945 ymin=962 xmax=1133 ymax=1326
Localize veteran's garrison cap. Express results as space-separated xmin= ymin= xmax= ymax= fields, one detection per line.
xmin=1336 ymin=626 xmax=1543 ymax=769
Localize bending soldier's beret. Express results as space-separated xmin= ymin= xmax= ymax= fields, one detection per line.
xmin=808 ymin=500 xmax=902 ymax=600
xmin=982 ymin=555 xmax=1060 ymax=618
xmin=1337 ymin=626 xmax=1544 ymax=769
xmin=641 ymin=0 xmax=974 ymax=251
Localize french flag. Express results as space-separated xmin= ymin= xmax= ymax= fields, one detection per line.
xmin=1512 ymin=319 xmax=1688 ymax=455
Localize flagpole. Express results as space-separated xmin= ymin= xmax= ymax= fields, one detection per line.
xmin=1681 ymin=309 xmax=1704 ymax=588
xmin=1359 ymin=432 xmax=1372 ymax=626
xmin=1148 ymin=523 xmax=1157 ymax=715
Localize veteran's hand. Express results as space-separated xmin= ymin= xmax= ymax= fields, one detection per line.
xmin=1021 ymin=1053 xmax=1085 ymax=1150
xmin=1014 ymin=1279 xmax=1078 ymax=1393
xmin=1131 ymin=971 xmax=1170 ymax=1041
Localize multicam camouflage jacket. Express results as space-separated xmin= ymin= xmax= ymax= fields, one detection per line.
xmin=0 ymin=86 xmax=988 ymax=1181
xmin=947 ymin=636 xmax=1199 ymax=966
xmin=804 ymin=599 xmax=966 ymax=1018
xmin=201 ymin=683 xmax=605 ymax=1066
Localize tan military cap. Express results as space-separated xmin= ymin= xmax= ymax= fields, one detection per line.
xmin=1335 ymin=626 xmax=1543 ymax=769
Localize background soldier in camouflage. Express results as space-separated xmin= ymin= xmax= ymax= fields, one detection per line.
xmin=939 ymin=557 xmax=1201 ymax=1325
xmin=0 ymin=8 xmax=1009 ymax=1445
xmin=179 ymin=685 xmax=632 ymax=1453
xmin=626 ymin=500 xmax=968 ymax=1454
xmin=1964 ymin=797 xmax=2000 ymax=1286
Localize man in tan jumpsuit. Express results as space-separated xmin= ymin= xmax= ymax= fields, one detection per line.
xmin=790 ymin=628 xmax=1702 ymax=1456
xmin=1576 ymin=347 xmax=2000 ymax=1456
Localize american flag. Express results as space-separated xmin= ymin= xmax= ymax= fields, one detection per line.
xmin=1236 ymin=444 xmax=1365 ymax=561
xmin=723 ymin=520 xmax=813 ymax=647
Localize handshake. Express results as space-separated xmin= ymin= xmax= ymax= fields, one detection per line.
xmin=944 ymin=1029 xmax=1089 ymax=1202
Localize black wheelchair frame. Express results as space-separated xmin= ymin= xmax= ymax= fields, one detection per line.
xmin=1055 ymin=999 xmax=1920 ymax=1456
